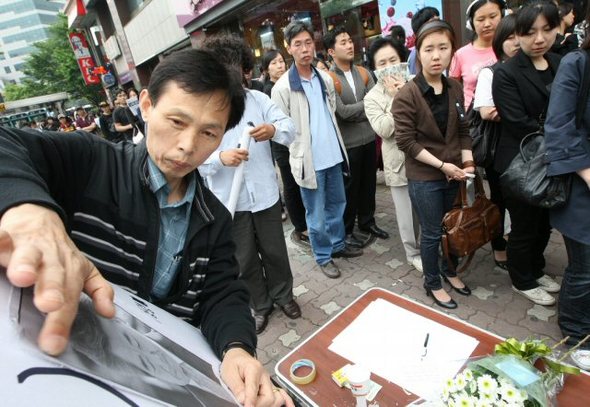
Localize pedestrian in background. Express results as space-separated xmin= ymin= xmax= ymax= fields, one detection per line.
xmin=262 ymin=49 xmax=311 ymax=247
xmin=200 ymin=35 xmax=301 ymax=335
xmin=472 ymin=13 xmax=520 ymax=271
xmin=324 ymin=25 xmax=390 ymax=247
xmin=364 ymin=37 xmax=422 ymax=273
xmin=272 ymin=21 xmax=363 ymax=280
xmin=492 ymin=0 xmax=562 ymax=306
xmin=450 ymin=0 xmax=505 ymax=111
xmin=545 ymin=5 xmax=590 ymax=370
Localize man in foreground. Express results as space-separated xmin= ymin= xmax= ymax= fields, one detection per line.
xmin=0 ymin=48 xmax=292 ymax=407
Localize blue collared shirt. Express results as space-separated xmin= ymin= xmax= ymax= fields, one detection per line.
xmin=147 ymin=157 xmax=196 ymax=299
xmin=300 ymin=71 xmax=343 ymax=171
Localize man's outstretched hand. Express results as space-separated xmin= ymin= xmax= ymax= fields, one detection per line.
xmin=221 ymin=348 xmax=294 ymax=407
xmin=0 ymin=204 xmax=114 ymax=355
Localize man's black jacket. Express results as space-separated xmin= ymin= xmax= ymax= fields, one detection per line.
xmin=0 ymin=127 xmax=256 ymax=358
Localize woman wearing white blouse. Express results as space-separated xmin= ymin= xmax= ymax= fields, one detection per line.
xmin=473 ymin=14 xmax=519 ymax=270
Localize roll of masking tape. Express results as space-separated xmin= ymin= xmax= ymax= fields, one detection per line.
xmin=289 ymin=359 xmax=316 ymax=385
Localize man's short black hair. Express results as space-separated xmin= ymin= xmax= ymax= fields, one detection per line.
xmin=147 ymin=48 xmax=245 ymax=131
xmin=283 ymin=21 xmax=314 ymax=46
xmin=323 ymin=25 xmax=348 ymax=51
xmin=201 ymin=34 xmax=255 ymax=74
xmin=411 ymin=6 xmax=440 ymax=34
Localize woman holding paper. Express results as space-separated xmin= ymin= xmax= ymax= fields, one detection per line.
xmin=199 ymin=35 xmax=300 ymax=335
xmin=364 ymin=37 xmax=422 ymax=273
xmin=393 ymin=20 xmax=474 ymax=309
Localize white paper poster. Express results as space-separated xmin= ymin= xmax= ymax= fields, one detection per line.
xmin=0 ymin=271 xmax=239 ymax=406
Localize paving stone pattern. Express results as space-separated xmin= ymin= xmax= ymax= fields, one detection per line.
xmin=259 ymin=181 xmax=567 ymax=378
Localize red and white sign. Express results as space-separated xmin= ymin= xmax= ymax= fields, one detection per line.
xmin=69 ymin=32 xmax=100 ymax=86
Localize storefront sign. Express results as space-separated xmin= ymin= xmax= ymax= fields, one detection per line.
xmin=68 ymin=32 xmax=101 ymax=86
xmin=320 ymin=0 xmax=373 ymax=19
xmin=378 ymin=0 xmax=443 ymax=46
xmin=102 ymin=72 xmax=116 ymax=88
xmin=174 ymin=0 xmax=225 ymax=27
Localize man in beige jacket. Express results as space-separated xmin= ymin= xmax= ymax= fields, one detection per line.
xmin=272 ymin=21 xmax=362 ymax=279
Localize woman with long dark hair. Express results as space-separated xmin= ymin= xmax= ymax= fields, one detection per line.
xmin=492 ymin=0 xmax=562 ymax=306
xmin=393 ymin=20 xmax=474 ymax=309
xmin=450 ymin=0 xmax=506 ymax=110
xmin=261 ymin=49 xmax=286 ymax=97
xmin=545 ymin=3 xmax=590 ymax=370
xmin=472 ymin=14 xmax=519 ymax=271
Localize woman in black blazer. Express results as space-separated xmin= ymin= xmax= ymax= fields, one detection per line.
xmin=492 ymin=1 xmax=562 ymax=306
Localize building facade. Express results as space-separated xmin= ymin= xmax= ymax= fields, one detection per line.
xmin=65 ymin=0 xmax=189 ymax=96
xmin=0 ymin=0 xmax=65 ymax=91
xmin=178 ymin=0 xmax=471 ymax=71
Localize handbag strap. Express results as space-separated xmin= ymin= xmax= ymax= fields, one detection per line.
xmin=456 ymin=174 xmax=486 ymax=207
xmin=576 ymin=49 xmax=590 ymax=129
xmin=441 ymin=235 xmax=476 ymax=274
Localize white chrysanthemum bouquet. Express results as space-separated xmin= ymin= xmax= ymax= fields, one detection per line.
xmin=439 ymin=336 xmax=589 ymax=407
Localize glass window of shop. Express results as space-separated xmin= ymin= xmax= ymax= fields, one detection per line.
xmin=239 ymin=0 xmax=324 ymax=74
xmin=320 ymin=0 xmax=381 ymax=66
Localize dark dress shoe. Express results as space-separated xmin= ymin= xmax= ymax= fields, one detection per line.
xmin=320 ymin=260 xmax=341 ymax=278
xmin=359 ymin=224 xmax=390 ymax=239
xmin=333 ymin=245 xmax=363 ymax=258
xmin=425 ymin=286 xmax=458 ymax=309
xmin=280 ymin=300 xmax=301 ymax=319
xmin=345 ymin=234 xmax=365 ymax=248
xmin=494 ymin=259 xmax=508 ymax=271
xmin=442 ymin=275 xmax=472 ymax=296
xmin=253 ymin=309 xmax=272 ymax=334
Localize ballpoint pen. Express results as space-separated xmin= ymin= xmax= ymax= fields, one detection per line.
xmin=421 ymin=333 xmax=430 ymax=360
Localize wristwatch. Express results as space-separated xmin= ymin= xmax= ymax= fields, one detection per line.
xmin=221 ymin=341 xmax=257 ymax=360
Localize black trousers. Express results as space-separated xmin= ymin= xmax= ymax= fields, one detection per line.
xmin=485 ymin=166 xmax=507 ymax=251
xmin=278 ymin=163 xmax=307 ymax=233
xmin=504 ymin=196 xmax=551 ymax=290
xmin=233 ymin=201 xmax=294 ymax=314
xmin=344 ymin=140 xmax=377 ymax=235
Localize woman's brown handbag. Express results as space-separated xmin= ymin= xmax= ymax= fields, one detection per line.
xmin=441 ymin=175 xmax=502 ymax=273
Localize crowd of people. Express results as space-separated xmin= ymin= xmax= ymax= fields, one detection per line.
xmin=0 ymin=1 xmax=589 ymax=404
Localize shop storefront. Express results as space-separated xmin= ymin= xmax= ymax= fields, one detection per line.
xmin=180 ymin=0 xmax=468 ymax=70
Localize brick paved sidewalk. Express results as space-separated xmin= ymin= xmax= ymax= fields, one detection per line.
xmin=258 ymin=182 xmax=568 ymax=375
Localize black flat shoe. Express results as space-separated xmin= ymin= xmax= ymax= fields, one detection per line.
xmin=494 ymin=259 xmax=508 ymax=271
xmin=442 ymin=275 xmax=472 ymax=296
xmin=425 ymin=287 xmax=458 ymax=309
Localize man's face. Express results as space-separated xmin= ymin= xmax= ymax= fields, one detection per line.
xmin=287 ymin=31 xmax=315 ymax=67
xmin=330 ymin=32 xmax=354 ymax=63
xmin=140 ymin=82 xmax=230 ymax=185
xmin=77 ymin=109 xmax=86 ymax=117
xmin=116 ymin=92 xmax=127 ymax=105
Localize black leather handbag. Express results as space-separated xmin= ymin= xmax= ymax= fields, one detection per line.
xmin=470 ymin=110 xmax=501 ymax=168
xmin=500 ymin=131 xmax=571 ymax=209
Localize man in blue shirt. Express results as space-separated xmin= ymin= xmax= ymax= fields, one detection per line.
xmin=272 ymin=21 xmax=363 ymax=279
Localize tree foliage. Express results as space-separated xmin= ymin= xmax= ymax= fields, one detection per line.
xmin=4 ymin=13 xmax=103 ymax=105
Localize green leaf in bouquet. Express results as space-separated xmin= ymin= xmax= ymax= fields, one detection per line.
xmin=542 ymin=357 xmax=580 ymax=375
xmin=495 ymin=338 xmax=552 ymax=362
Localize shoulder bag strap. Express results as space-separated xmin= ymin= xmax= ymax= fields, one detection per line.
xmin=576 ymin=49 xmax=590 ymax=129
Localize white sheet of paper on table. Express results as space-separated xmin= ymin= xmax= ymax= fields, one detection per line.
xmin=328 ymin=298 xmax=479 ymax=401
